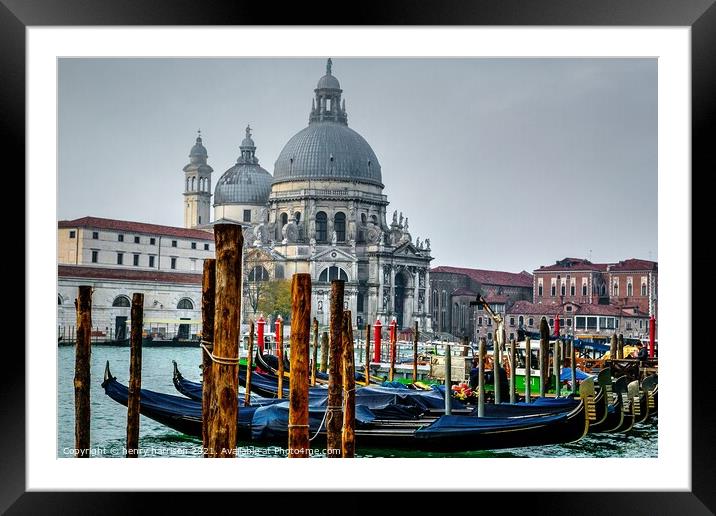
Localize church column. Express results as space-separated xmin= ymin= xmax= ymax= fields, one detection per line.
xmin=377 ymin=260 xmax=384 ymax=313
xmin=413 ymin=269 xmax=419 ymax=315
xmin=390 ymin=265 xmax=395 ymax=316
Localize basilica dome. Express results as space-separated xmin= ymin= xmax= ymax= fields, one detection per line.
xmin=272 ymin=59 xmax=383 ymax=187
xmin=214 ymin=126 xmax=273 ymax=206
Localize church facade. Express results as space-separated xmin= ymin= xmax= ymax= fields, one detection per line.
xmin=186 ymin=59 xmax=433 ymax=330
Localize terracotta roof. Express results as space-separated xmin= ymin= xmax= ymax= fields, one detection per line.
xmin=451 ymin=287 xmax=478 ymax=297
xmin=431 ymin=266 xmax=533 ymax=288
xmin=535 ymin=258 xmax=610 ymax=272
xmin=507 ymin=301 xmax=561 ymax=315
xmin=58 ymin=265 xmax=203 ymax=285
xmin=58 ymin=216 xmax=214 ymax=241
xmin=507 ymin=300 xmax=647 ymax=319
xmin=483 ymin=294 xmax=510 ymax=304
xmin=608 ymin=258 xmax=658 ymax=272
xmin=574 ymin=304 xmax=623 ymax=316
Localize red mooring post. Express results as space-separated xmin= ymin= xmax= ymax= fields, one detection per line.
xmin=649 ymin=316 xmax=656 ymax=358
xmin=257 ymin=314 xmax=265 ymax=353
xmin=373 ymin=319 xmax=382 ymax=363
xmin=389 ymin=318 xmax=397 ymax=382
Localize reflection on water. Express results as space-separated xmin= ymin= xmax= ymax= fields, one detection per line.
xmin=58 ymin=346 xmax=657 ymax=458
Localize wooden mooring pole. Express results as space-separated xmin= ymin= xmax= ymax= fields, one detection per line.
xmin=539 ymin=318 xmax=549 ymax=398
xmin=509 ymin=338 xmax=516 ymax=404
xmin=288 ymin=274 xmax=312 ymax=458
xmin=477 ymin=337 xmax=486 ymax=417
xmin=206 ymin=224 xmax=243 ymax=458
xmin=617 ymin=333 xmax=625 ymax=360
xmin=126 ymin=292 xmax=144 ymax=458
xmin=311 ymin=318 xmax=319 ymax=386
xmin=412 ymin=321 xmax=419 ymax=383
xmin=525 ymin=336 xmax=532 ymax=404
xmin=245 ymin=320 xmax=254 ymax=406
xmin=200 ymin=258 xmax=216 ymax=455
xmin=571 ymin=338 xmax=577 ymax=395
xmin=341 ymin=311 xmax=356 ymax=458
xmin=364 ymin=324 xmax=371 ymax=386
xmin=74 ymin=285 xmax=92 ymax=458
xmin=320 ymin=332 xmax=329 ymax=374
xmin=610 ymin=333 xmax=617 ymax=360
xmin=327 ymin=279 xmax=345 ymax=458
xmin=277 ymin=315 xmax=285 ymax=399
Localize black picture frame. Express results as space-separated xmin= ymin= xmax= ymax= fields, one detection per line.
xmin=5 ymin=0 xmax=711 ymax=512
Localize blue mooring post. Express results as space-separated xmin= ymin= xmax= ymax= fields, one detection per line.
xmin=444 ymin=343 xmax=452 ymax=415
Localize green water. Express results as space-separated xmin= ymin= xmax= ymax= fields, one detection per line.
xmin=57 ymin=346 xmax=657 ymax=458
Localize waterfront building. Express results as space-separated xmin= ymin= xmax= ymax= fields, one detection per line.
xmin=57 ymin=59 xmax=433 ymax=334
xmin=428 ymin=266 xmax=534 ymax=340
xmin=533 ymin=257 xmax=658 ymax=319
xmin=57 ymin=217 xmax=210 ymax=339
xmin=210 ymin=59 xmax=433 ymax=330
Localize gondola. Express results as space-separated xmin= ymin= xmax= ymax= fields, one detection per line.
xmin=641 ymin=374 xmax=658 ymax=418
xmin=104 ymin=361 xmax=590 ymax=451
xmin=589 ymin=375 xmax=626 ymax=433
xmin=101 ymin=361 xmax=271 ymax=439
xmin=613 ymin=378 xmax=638 ymax=433
xmin=172 ymin=361 xmax=585 ymax=420
xmin=249 ymin=394 xmax=588 ymax=451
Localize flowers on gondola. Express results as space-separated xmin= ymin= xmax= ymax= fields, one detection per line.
xmin=451 ymin=383 xmax=476 ymax=401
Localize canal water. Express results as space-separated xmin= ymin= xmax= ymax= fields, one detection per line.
xmin=58 ymin=346 xmax=657 ymax=459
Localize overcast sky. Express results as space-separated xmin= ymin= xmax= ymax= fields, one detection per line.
xmin=58 ymin=58 xmax=657 ymax=272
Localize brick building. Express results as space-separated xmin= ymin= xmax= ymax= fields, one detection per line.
xmin=515 ymin=256 xmax=658 ymax=340
xmin=429 ymin=266 xmax=533 ymax=341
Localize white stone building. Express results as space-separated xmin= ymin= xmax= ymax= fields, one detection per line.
xmin=57 ymin=58 xmax=434 ymax=335
xmin=205 ymin=59 xmax=433 ymax=330
xmin=57 ymin=218 xmax=212 ymax=340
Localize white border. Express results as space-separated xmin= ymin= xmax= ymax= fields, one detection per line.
xmin=28 ymin=27 xmax=690 ymax=491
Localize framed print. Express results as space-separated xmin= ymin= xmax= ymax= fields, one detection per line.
xmin=5 ymin=0 xmax=713 ymax=511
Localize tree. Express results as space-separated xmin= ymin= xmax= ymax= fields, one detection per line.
xmin=257 ymin=280 xmax=292 ymax=323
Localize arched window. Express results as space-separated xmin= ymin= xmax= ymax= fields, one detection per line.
xmin=518 ymin=315 xmax=524 ymax=326
xmin=613 ymin=282 xmax=619 ymax=297
xmin=112 ymin=295 xmax=131 ymax=308
xmin=294 ymin=212 xmax=301 ymax=224
xmin=177 ymin=298 xmax=194 ymax=310
xmin=371 ymin=214 xmax=378 ymax=225
xmin=627 ymin=282 xmax=633 ymax=297
xmin=191 ymin=177 xmax=196 ymax=191
xmin=249 ymin=265 xmax=270 ymax=282
xmin=316 ymin=212 xmax=328 ymax=242
xmin=528 ymin=317 xmax=534 ymax=326
xmin=318 ymin=266 xmax=349 ymax=282
xmin=185 ymin=177 xmax=189 ymax=191
xmin=361 ymin=213 xmax=367 ymax=224
xmin=334 ymin=212 xmax=346 ymax=241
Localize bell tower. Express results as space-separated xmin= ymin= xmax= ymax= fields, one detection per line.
xmin=183 ymin=130 xmax=213 ymax=228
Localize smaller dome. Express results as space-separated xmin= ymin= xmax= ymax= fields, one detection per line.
xmin=316 ymin=58 xmax=341 ymax=90
xmin=317 ymin=73 xmax=340 ymax=90
xmin=214 ymin=164 xmax=272 ymax=205
xmin=190 ymin=136 xmax=207 ymax=158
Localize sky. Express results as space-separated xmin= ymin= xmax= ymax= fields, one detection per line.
xmin=58 ymin=57 xmax=657 ymax=272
